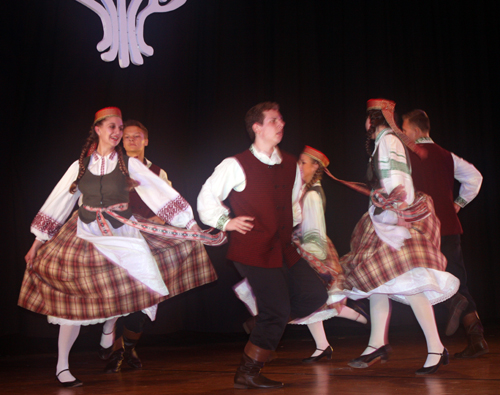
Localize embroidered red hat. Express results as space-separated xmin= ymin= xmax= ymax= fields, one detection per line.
xmin=302 ymin=146 xmax=330 ymax=168
xmin=94 ymin=107 xmax=122 ymax=125
xmin=366 ymin=98 xmax=426 ymax=158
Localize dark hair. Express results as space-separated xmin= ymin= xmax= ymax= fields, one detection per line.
xmin=365 ymin=109 xmax=389 ymax=156
xmin=402 ymin=109 xmax=430 ymax=134
xmin=69 ymin=119 xmax=139 ymax=194
xmin=244 ymin=102 xmax=280 ymax=142
xmin=123 ymin=119 xmax=149 ymax=139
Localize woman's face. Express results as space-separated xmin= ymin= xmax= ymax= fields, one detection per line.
xmin=298 ymin=153 xmax=319 ymax=184
xmin=95 ymin=116 xmax=124 ymax=148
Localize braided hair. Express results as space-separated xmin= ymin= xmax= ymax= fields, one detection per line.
xmin=304 ymin=161 xmax=324 ymax=192
xmin=69 ymin=120 xmax=139 ymax=194
xmin=365 ymin=109 xmax=389 ymax=188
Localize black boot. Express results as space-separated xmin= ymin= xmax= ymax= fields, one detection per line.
xmin=104 ymin=337 xmax=124 ymax=373
xmin=234 ymin=342 xmax=283 ymax=389
xmin=445 ymin=293 xmax=469 ymax=336
xmin=123 ymin=328 xmax=143 ymax=369
xmin=455 ymin=311 xmax=489 ymax=358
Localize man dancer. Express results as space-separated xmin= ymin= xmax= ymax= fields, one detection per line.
xmin=101 ymin=120 xmax=202 ymax=372
xmin=198 ymin=102 xmax=327 ymax=389
xmin=123 ymin=120 xmax=171 ymax=223
xmin=402 ymin=109 xmax=488 ymax=358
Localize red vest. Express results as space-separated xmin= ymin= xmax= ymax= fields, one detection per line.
xmin=226 ymin=149 xmax=301 ymax=268
xmin=409 ymin=143 xmax=463 ymax=235
xmin=129 ymin=162 xmax=162 ymax=219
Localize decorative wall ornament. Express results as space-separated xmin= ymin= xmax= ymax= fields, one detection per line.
xmin=75 ymin=0 xmax=187 ymax=68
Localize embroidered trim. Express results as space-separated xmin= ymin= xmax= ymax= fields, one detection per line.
xmin=84 ymin=203 xmax=227 ymax=246
xmin=186 ymin=219 xmax=196 ymax=229
xmin=216 ymin=214 xmax=230 ymax=231
xmin=455 ymin=196 xmax=468 ymax=208
xmin=157 ymin=196 xmax=190 ymax=224
xmin=31 ymin=212 xmax=63 ymax=237
xmin=415 ymin=137 xmax=433 ymax=144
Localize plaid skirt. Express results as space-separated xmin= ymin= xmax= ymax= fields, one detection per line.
xmin=18 ymin=212 xmax=217 ymax=322
xmin=340 ymin=194 xmax=447 ymax=294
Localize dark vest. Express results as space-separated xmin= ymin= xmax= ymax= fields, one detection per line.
xmin=226 ymin=149 xmax=301 ymax=268
xmin=128 ymin=161 xmax=161 ymax=219
xmin=78 ymin=155 xmax=133 ymax=228
xmin=408 ymin=143 xmax=462 ymax=235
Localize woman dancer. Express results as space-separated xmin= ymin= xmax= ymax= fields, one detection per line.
xmin=293 ymin=146 xmax=368 ymax=362
xmin=20 ymin=107 xmax=222 ymax=387
xmin=340 ymin=99 xmax=458 ymax=374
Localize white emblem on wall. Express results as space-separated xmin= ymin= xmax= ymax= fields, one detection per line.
xmin=75 ymin=0 xmax=187 ymax=68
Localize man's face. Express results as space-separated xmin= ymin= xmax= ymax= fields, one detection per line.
xmin=123 ymin=126 xmax=148 ymax=156
xmin=254 ymin=109 xmax=285 ymax=146
xmin=402 ymin=119 xmax=421 ymax=142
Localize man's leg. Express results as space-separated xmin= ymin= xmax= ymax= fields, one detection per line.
xmin=233 ymin=263 xmax=289 ymax=389
xmin=442 ymin=235 xmax=488 ymax=357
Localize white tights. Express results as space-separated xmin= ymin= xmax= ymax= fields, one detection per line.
xmin=56 ymin=325 xmax=81 ymax=383
xmin=363 ymin=293 xmax=444 ymax=367
xmin=307 ymin=306 xmax=367 ymax=357
xmin=100 ymin=317 xmax=118 ymax=348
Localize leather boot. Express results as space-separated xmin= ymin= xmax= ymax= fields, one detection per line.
xmin=455 ymin=311 xmax=489 ymax=358
xmin=445 ymin=293 xmax=469 ymax=336
xmin=234 ymin=342 xmax=284 ymax=389
xmin=123 ymin=328 xmax=143 ymax=369
xmin=104 ymin=337 xmax=124 ymax=373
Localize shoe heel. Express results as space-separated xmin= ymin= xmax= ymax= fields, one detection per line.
xmin=442 ymin=349 xmax=449 ymax=366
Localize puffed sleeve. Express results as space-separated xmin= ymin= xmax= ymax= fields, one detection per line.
xmin=197 ymin=157 xmax=245 ymax=230
xmin=452 ymin=153 xmax=483 ymax=208
xmin=300 ymin=190 xmax=327 ymax=260
xmin=31 ymin=161 xmax=82 ymax=241
xmin=129 ymin=158 xmax=196 ymax=229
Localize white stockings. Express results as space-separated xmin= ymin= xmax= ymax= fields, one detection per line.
xmin=56 ymin=325 xmax=81 ymax=383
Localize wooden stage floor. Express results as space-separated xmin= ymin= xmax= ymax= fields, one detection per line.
xmin=1 ymin=325 xmax=498 ymax=394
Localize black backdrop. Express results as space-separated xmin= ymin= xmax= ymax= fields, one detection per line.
xmin=2 ymin=0 xmax=499 ymax=339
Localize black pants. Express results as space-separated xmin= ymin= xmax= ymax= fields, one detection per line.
xmin=441 ymin=234 xmax=477 ymax=314
xmin=115 ymin=311 xmax=147 ymax=337
xmin=234 ymin=258 xmax=327 ymax=350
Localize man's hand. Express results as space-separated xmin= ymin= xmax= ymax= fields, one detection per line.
xmin=454 ymin=203 xmax=461 ymax=214
xmin=225 ymin=216 xmax=255 ymax=234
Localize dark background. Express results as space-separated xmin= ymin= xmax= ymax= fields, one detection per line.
xmin=2 ymin=0 xmax=498 ymax=344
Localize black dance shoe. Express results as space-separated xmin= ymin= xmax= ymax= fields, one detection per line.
xmin=415 ymin=348 xmax=449 ymax=375
xmin=348 ymin=345 xmax=392 ymax=368
xmin=302 ymin=346 xmax=333 ymax=363
xmin=56 ymin=369 xmax=83 ymax=387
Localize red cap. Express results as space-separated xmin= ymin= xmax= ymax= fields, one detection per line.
xmin=303 ymin=146 xmax=330 ymax=167
xmin=94 ymin=107 xmax=122 ymax=125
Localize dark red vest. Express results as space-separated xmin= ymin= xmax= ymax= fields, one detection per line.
xmin=128 ymin=162 xmax=162 ymax=219
xmin=226 ymin=149 xmax=301 ymax=268
xmin=409 ymin=143 xmax=463 ymax=235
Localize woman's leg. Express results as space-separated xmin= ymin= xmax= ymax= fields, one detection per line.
xmin=337 ymin=306 xmax=368 ymax=324
xmin=407 ymin=293 xmax=444 ymax=367
xmin=101 ymin=317 xmax=118 ymax=349
xmin=56 ymin=325 xmax=81 ymax=383
xmin=361 ymin=294 xmax=391 ymax=355
xmin=307 ymin=321 xmax=330 ymax=357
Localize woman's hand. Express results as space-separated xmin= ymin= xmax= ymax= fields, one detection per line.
xmin=225 ymin=216 xmax=254 ymax=234
xmin=397 ymin=216 xmax=412 ymax=229
xmin=190 ymin=223 xmax=202 ymax=232
xmin=25 ymin=239 xmax=44 ymax=266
